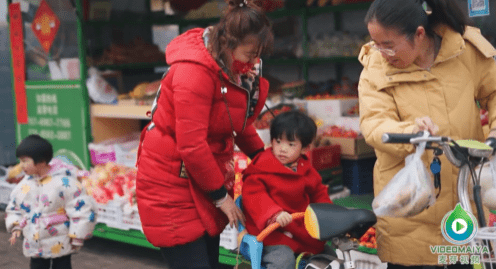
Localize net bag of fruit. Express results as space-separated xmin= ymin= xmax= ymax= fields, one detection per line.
xmin=372 ymin=133 xmax=436 ymax=218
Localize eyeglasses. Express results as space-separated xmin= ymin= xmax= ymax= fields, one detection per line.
xmin=371 ymin=43 xmax=396 ymax=57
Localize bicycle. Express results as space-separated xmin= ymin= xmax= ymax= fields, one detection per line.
xmin=381 ymin=131 xmax=496 ymax=268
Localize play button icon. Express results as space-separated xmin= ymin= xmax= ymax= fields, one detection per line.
xmin=452 ymin=219 xmax=468 ymax=234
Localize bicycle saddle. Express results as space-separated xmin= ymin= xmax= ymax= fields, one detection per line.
xmin=304 ymin=203 xmax=377 ymax=241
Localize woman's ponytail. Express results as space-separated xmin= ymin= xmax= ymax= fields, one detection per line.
xmin=425 ymin=0 xmax=471 ymax=35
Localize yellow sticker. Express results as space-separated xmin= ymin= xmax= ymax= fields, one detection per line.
xmin=57 ymin=207 xmax=66 ymax=215
xmin=51 ymin=242 xmax=63 ymax=254
xmin=21 ymin=184 xmax=30 ymax=194
xmin=39 ymin=175 xmax=52 ymax=185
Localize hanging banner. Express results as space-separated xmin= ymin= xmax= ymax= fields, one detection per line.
xmin=31 ymin=0 xmax=60 ymax=53
xmin=9 ymin=3 xmax=28 ymax=124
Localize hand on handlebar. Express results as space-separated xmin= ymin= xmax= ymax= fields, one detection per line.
xmin=412 ymin=116 xmax=439 ymax=135
xmin=276 ymin=211 xmax=292 ymax=227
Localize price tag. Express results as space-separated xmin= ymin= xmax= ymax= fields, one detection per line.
xmin=468 ymin=0 xmax=490 ymax=17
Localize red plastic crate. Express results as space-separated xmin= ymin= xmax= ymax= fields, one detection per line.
xmin=308 ymin=144 xmax=341 ymax=171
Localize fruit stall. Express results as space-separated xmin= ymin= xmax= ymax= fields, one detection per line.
xmin=0 ymin=0 xmax=383 ymax=266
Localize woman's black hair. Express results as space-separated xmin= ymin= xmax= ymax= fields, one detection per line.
xmin=270 ymin=110 xmax=317 ymax=148
xmin=209 ymin=0 xmax=274 ymax=80
xmin=364 ymin=0 xmax=471 ymax=38
xmin=16 ymin=134 xmax=53 ymax=164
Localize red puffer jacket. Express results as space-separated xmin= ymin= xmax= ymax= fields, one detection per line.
xmin=136 ymin=28 xmax=269 ymax=247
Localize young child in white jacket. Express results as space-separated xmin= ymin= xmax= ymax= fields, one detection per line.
xmin=5 ymin=134 xmax=96 ymax=269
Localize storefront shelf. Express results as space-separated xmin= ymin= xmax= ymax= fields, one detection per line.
xmin=91 ymin=103 xmax=151 ymax=119
xmin=95 ymin=62 xmax=168 ymax=71
xmin=264 ymin=56 xmax=359 ymax=65
xmin=307 ymin=2 xmax=372 ymax=16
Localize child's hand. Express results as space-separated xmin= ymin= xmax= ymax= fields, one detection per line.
xmin=276 ymin=211 xmax=292 ymax=227
xmin=9 ymin=230 xmax=21 ymax=245
xmin=71 ymin=238 xmax=84 ymax=252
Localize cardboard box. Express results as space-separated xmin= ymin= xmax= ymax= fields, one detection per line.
xmin=306 ymin=98 xmax=358 ymax=125
xmin=321 ymin=136 xmax=374 ymax=158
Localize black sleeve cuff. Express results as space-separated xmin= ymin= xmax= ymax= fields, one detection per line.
xmin=208 ymin=186 xmax=228 ymax=201
xmin=248 ymin=147 xmax=264 ymax=160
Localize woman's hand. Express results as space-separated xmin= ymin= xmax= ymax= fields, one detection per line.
xmin=217 ymin=195 xmax=245 ymax=229
xmin=9 ymin=230 xmax=21 ymax=245
xmin=275 ymin=211 xmax=292 ymax=227
xmin=412 ymin=116 xmax=439 ymax=135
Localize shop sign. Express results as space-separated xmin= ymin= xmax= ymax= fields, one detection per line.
xmin=17 ymin=84 xmax=90 ymax=170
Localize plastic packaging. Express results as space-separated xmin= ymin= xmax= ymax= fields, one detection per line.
xmin=372 ymin=137 xmax=436 ymax=218
xmin=482 ymin=157 xmax=496 ymax=210
xmin=86 ymin=67 xmax=118 ymax=104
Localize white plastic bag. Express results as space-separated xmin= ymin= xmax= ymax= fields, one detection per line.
xmin=372 ymin=138 xmax=436 ymax=218
xmin=86 ymin=67 xmax=118 ymax=104
xmin=482 ymin=156 xmax=496 ymax=210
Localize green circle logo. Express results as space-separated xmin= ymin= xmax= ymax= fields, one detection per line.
xmin=441 ymin=203 xmax=478 ymax=244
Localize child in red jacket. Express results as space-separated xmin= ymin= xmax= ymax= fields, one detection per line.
xmin=242 ymin=111 xmax=332 ymax=269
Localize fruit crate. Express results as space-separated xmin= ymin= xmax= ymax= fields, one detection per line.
xmin=121 ymin=209 xmax=143 ymax=231
xmin=96 ymin=201 xmax=123 ymax=230
xmin=96 ymin=200 xmax=143 ymax=231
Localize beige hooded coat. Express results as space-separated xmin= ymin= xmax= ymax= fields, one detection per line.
xmin=358 ymin=25 xmax=496 ymax=265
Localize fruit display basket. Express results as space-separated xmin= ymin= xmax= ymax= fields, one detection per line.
xmin=281 ymin=80 xmax=306 ymax=99
xmin=96 ymin=199 xmax=142 ymax=231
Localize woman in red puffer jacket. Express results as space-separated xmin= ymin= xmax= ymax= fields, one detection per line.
xmin=135 ymin=0 xmax=274 ymax=268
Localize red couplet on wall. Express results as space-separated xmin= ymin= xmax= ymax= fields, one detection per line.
xmin=9 ymin=3 xmax=28 ymax=124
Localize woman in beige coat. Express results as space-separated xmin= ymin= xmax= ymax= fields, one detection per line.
xmin=358 ymin=0 xmax=496 ymax=268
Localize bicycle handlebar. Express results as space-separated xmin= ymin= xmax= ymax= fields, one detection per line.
xmin=256 ymin=212 xmax=305 ymax=242
xmin=381 ymin=132 xmax=425 ymax=144
xmin=382 ymin=132 xmax=450 ymax=144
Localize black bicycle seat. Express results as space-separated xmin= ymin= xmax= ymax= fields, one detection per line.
xmin=306 ymin=203 xmax=377 ymax=241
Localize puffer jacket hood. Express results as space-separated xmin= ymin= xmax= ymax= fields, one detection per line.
xmin=166 ymin=28 xmax=221 ymax=74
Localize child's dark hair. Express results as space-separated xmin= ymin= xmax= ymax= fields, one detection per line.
xmin=270 ymin=110 xmax=317 ymax=148
xmin=364 ymin=0 xmax=471 ymax=40
xmin=16 ymin=134 xmax=53 ymax=164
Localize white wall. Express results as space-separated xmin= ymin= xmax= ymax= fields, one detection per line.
xmin=0 ymin=0 xmax=6 ymax=23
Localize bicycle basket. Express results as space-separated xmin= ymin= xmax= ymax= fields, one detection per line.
xmin=473 ymin=227 xmax=496 ymax=269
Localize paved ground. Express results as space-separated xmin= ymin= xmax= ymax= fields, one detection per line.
xmin=0 ymin=211 xmax=168 ymax=269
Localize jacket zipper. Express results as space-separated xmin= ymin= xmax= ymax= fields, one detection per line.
xmin=221 ymin=63 xmax=262 ymax=133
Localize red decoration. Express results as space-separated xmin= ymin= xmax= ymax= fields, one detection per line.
xmin=31 ymin=0 xmax=60 ymax=53
xmin=9 ymin=3 xmax=28 ymax=124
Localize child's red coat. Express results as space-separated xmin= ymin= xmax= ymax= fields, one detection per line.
xmin=242 ymin=148 xmax=332 ymax=254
